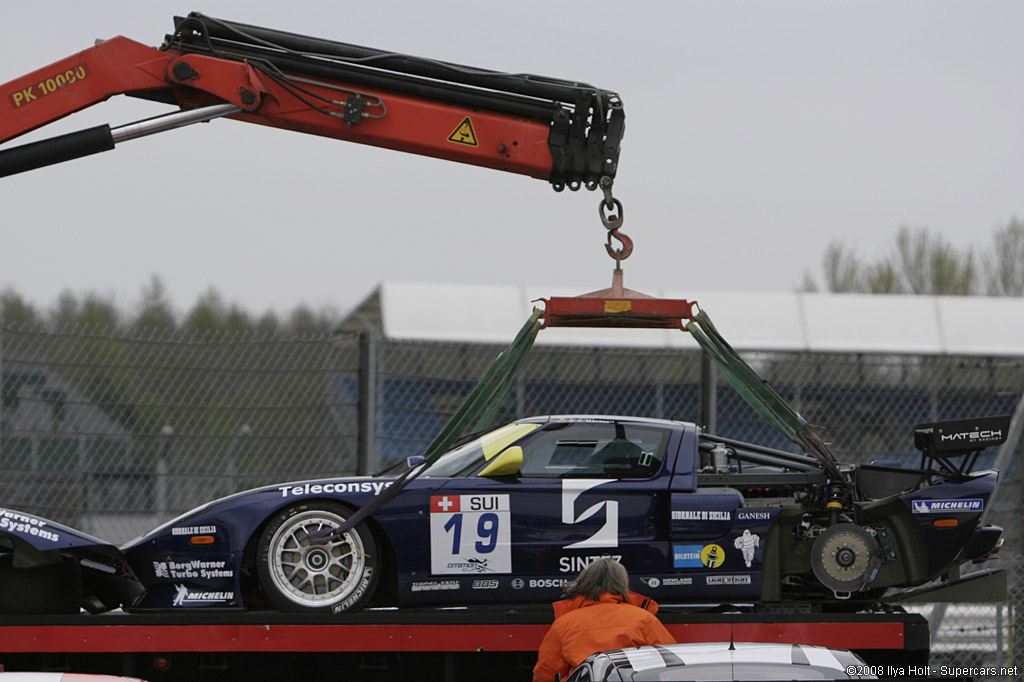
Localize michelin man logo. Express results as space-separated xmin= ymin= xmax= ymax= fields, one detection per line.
xmin=733 ymin=529 xmax=760 ymax=568
xmin=562 ymin=479 xmax=618 ymax=549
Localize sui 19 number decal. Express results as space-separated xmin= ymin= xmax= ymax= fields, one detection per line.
xmin=429 ymin=494 xmax=511 ymax=574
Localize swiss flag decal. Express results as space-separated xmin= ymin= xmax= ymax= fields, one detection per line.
xmin=430 ymin=495 xmax=460 ymax=513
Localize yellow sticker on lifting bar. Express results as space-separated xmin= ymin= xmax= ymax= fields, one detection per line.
xmin=605 ymin=300 xmax=632 ymax=313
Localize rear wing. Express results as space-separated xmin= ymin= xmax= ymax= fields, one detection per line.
xmin=912 ymin=414 xmax=1010 ymax=477
xmin=913 ymin=415 xmax=1010 ymax=457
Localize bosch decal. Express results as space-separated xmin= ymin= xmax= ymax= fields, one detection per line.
xmin=911 ymin=499 xmax=984 ymax=514
xmin=529 ymin=578 xmax=570 ymax=589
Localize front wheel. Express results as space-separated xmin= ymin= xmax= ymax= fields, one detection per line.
xmin=257 ymin=502 xmax=379 ymax=613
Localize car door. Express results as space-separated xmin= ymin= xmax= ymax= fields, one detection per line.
xmin=431 ymin=419 xmax=680 ymax=597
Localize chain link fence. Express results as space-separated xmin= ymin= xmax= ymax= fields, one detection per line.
xmin=0 ymin=323 xmax=1019 ymax=675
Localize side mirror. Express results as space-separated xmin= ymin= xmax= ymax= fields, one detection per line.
xmin=478 ymin=446 xmax=523 ymax=477
xmin=407 ymin=455 xmax=425 ymax=468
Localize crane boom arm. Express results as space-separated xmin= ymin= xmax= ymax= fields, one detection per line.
xmin=0 ymin=12 xmax=624 ymax=189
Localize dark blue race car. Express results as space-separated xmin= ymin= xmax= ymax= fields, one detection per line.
xmin=0 ymin=413 xmax=1006 ymax=614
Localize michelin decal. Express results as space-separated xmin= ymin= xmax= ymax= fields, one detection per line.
xmin=733 ymin=529 xmax=760 ymax=568
xmin=911 ymin=499 xmax=983 ymax=514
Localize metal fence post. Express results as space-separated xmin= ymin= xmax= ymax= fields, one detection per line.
xmin=357 ymin=332 xmax=377 ymax=475
xmin=700 ymin=352 xmax=717 ymax=433
xmin=0 ymin=321 xmax=3 ymax=462
xmin=156 ymin=425 xmax=173 ymax=519
xmin=223 ymin=424 xmax=251 ymax=497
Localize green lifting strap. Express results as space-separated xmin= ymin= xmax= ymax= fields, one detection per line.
xmin=316 ymin=309 xmax=543 ymax=540
xmin=686 ymin=309 xmax=842 ymax=479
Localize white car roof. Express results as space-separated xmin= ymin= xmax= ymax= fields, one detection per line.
xmin=0 ymin=671 xmax=148 ymax=675
xmin=597 ymin=642 xmax=869 ymax=678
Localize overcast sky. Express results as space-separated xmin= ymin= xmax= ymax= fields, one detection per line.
xmin=2 ymin=1 xmax=1022 ymax=319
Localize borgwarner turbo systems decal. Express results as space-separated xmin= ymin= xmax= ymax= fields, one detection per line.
xmin=0 ymin=509 xmax=59 ymax=542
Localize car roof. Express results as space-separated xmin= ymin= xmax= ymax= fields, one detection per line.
xmin=594 ymin=642 xmax=866 ymax=676
xmin=516 ymin=415 xmax=694 ymax=429
xmin=0 ymin=671 xmax=148 ymax=675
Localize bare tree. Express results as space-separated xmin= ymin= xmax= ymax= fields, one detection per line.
xmin=894 ymin=226 xmax=978 ymax=295
xmin=804 ymin=225 xmax=981 ymax=296
xmin=863 ymin=260 xmax=903 ymax=294
xmin=985 ymin=217 xmax=1024 ymax=296
xmin=0 ymin=289 xmax=42 ymax=327
xmin=821 ymin=241 xmax=862 ymax=293
xmin=133 ymin=275 xmax=177 ymax=330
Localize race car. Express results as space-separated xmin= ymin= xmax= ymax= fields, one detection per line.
xmin=104 ymin=412 xmax=1005 ymax=614
xmin=0 ymin=509 xmax=141 ymax=614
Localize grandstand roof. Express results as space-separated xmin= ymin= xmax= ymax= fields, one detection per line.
xmin=338 ymin=282 xmax=1024 ymax=356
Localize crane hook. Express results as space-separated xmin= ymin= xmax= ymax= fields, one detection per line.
xmin=605 ymin=227 xmax=633 ymax=263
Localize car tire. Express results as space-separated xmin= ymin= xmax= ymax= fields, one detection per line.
xmin=257 ymin=502 xmax=379 ymax=613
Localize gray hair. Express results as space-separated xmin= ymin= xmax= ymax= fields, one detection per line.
xmin=564 ymin=558 xmax=629 ymax=601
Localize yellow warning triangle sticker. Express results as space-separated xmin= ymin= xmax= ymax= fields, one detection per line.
xmin=447 ymin=116 xmax=479 ymax=147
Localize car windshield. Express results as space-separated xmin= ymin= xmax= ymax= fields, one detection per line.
xmin=422 ymin=422 xmax=540 ymax=477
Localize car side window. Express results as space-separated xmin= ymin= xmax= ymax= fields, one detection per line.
xmin=516 ymin=422 xmax=667 ymax=479
xmin=564 ymin=664 xmax=592 ymax=682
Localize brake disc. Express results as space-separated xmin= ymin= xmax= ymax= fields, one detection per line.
xmin=810 ymin=523 xmax=881 ymax=596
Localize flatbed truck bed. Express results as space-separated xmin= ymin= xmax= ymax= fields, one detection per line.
xmin=0 ymin=606 xmax=929 ymax=682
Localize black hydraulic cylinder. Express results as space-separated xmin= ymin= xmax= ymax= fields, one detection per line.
xmin=173 ymin=13 xmax=606 ymax=106
xmin=212 ymin=44 xmax=560 ymax=122
xmin=0 ymin=125 xmax=114 ymax=178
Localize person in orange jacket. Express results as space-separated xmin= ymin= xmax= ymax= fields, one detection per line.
xmin=532 ymin=559 xmax=675 ymax=682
